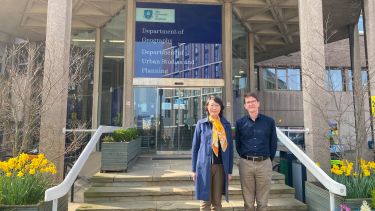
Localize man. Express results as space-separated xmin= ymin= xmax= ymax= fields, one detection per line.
xmin=235 ymin=92 xmax=277 ymax=211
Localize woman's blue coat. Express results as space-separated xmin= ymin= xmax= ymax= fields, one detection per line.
xmin=191 ymin=117 xmax=233 ymax=202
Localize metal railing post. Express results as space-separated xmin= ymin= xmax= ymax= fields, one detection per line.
xmin=329 ymin=191 xmax=335 ymax=211
xmin=52 ymin=199 xmax=58 ymax=211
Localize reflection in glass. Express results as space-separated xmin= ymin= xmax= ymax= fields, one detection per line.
xmin=347 ymin=69 xmax=369 ymax=91
xmin=134 ymin=87 xmax=222 ymax=151
xmin=100 ymin=10 xmax=125 ymax=126
xmin=358 ymin=15 xmax=364 ymax=34
xmin=288 ymin=68 xmax=301 ymax=91
xmin=67 ymin=31 xmax=95 ymax=128
xmin=135 ymin=42 xmax=222 ymax=78
xmin=232 ymin=14 xmax=249 ymax=121
xmin=277 ymin=69 xmax=287 ymax=90
xmin=134 ymin=87 xmax=157 ymax=149
xmin=326 ymin=69 xmax=343 ymax=91
xmin=260 ymin=67 xmax=301 ymax=91
xmin=264 ymin=68 xmax=276 ymax=90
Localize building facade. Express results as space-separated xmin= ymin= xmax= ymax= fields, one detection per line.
xmin=0 ymin=0 xmax=374 ymax=178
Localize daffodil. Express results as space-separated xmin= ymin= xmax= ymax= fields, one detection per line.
xmin=0 ymin=153 xmax=57 ymax=205
xmin=17 ymin=171 xmax=24 ymax=177
xmin=29 ymin=168 xmax=36 ymax=175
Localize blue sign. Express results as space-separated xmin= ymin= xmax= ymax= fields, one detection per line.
xmin=135 ymin=3 xmax=222 ymax=78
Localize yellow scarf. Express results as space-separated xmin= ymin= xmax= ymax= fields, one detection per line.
xmin=209 ymin=116 xmax=227 ymax=157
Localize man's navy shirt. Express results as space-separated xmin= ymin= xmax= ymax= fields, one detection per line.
xmin=235 ymin=114 xmax=278 ymax=160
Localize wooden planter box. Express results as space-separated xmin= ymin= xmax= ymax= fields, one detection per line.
xmin=0 ymin=194 xmax=68 ymax=211
xmin=101 ymin=138 xmax=141 ymax=172
xmin=305 ymin=181 xmax=371 ymax=211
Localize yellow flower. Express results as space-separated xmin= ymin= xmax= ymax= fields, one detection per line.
xmin=29 ymin=168 xmax=36 ymax=175
xmin=6 ymin=172 xmax=12 ymax=177
xmin=41 ymin=159 xmax=48 ymax=167
xmin=369 ymin=161 xmax=375 ymax=168
xmin=37 ymin=153 xmax=45 ymax=159
xmin=7 ymin=158 xmax=16 ymax=170
xmin=363 ymin=170 xmax=371 ymax=177
xmin=361 ymin=159 xmax=366 ymax=166
xmin=340 ymin=165 xmax=347 ymax=172
xmin=17 ymin=171 xmax=24 ymax=177
xmin=0 ymin=161 xmax=9 ymax=172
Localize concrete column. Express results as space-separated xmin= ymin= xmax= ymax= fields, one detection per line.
xmin=248 ymin=33 xmax=256 ymax=93
xmin=39 ymin=0 xmax=72 ymax=181
xmin=123 ymin=0 xmax=135 ymax=128
xmin=92 ymin=28 xmax=102 ymax=129
xmin=349 ymin=23 xmax=368 ymax=160
xmin=298 ymin=0 xmax=330 ymax=174
xmin=223 ymin=0 xmax=233 ymax=123
xmin=363 ymin=0 xmax=375 ymax=156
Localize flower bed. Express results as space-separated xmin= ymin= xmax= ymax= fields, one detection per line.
xmin=0 ymin=153 xmax=56 ymax=206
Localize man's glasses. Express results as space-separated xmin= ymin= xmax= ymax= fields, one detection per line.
xmin=246 ymin=100 xmax=258 ymax=104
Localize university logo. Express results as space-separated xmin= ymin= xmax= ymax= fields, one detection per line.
xmin=144 ymin=10 xmax=153 ymax=19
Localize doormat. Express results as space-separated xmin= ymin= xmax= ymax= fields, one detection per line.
xmin=152 ymin=157 xmax=191 ymax=160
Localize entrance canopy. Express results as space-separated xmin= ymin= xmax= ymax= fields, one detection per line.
xmin=0 ymin=0 xmax=126 ymax=41
xmin=0 ymin=0 xmax=362 ymax=62
xmin=233 ymin=0 xmax=361 ymax=62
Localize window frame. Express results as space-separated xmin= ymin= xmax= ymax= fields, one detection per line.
xmin=261 ymin=67 xmax=302 ymax=91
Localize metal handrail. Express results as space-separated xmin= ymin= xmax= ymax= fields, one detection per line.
xmin=276 ymin=127 xmax=346 ymax=211
xmin=44 ymin=125 xmax=122 ymax=211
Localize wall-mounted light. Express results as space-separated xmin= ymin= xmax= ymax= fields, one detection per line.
xmin=103 ymin=55 xmax=125 ymax=59
xmin=72 ymin=39 xmax=95 ymax=42
xmin=108 ymin=40 xmax=125 ymax=43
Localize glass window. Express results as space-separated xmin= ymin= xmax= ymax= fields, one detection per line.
xmin=215 ymin=64 xmax=221 ymax=78
xmin=68 ymin=30 xmax=95 ymax=128
xmin=134 ymin=87 xmax=157 ymax=149
xmin=214 ymin=46 xmax=219 ymax=61
xmin=362 ymin=69 xmax=368 ymax=86
xmin=326 ymin=69 xmax=343 ymax=91
xmin=358 ymin=15 xmax=364 ymax=34
xmin=194 ymin=54 xmax=199 ymax=67
xmin=347 ymin=69 xmax=367 ymax=91
xmin=277 ymin=69 xmax=287 ymax=90
xmin=100 ymin=9 xmax=125 ymax=126
xmin=204 ymin=52 xmax=209 ymax=64
xmin=348 ymin=69 xmax=353 ymax=91
xmin=260 ymin=67 xmax=301 ymax=91
xmin=264 ymin=68 xmax=276 ymax=90
xmin=194 ymin=69 xmax=199 ymax=78
xmin=232 ymin=14 xmax=249 ymax=120
xmin=204 ymin=67 xmax=209 ymax=78
xmin=288 ymin=68 xmax=301 ymax=90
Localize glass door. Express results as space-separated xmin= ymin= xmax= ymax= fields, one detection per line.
xmin=156 ymin=88 xmax=202 ymax=152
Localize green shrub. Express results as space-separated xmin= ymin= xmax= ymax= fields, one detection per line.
xmin=102 ymin=135 xmax=115 ymax=143
xmin=113 ymin=128 xmax=137 ymax=142
xmin=106 ymin=128 xmax=139 ymax=143
xmin=127 ymin=128 xmax=138 ymax=140
xmin=372 ymin=188 xmax=375 ymax=208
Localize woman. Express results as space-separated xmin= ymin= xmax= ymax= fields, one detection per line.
xmin=191 ymin=96 xmax=234 ymax=211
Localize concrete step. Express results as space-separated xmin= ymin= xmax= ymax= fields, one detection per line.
xmin=76 ymin=198 xmax=307 ymax=211
xmin=90 ymin=171 xmax=286 ymax=187
xmin=84 ymin=184 xmax=295 ymax=203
